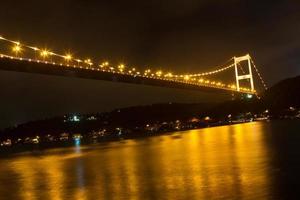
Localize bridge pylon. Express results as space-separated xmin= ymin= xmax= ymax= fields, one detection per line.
xmin=234 ymin=54 xmax=255 ymax=92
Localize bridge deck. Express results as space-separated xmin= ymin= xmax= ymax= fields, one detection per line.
xmin=0 ymin=56 xmax=253 ymax=95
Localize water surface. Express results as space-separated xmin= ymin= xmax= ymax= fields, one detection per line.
xmin=1 ymin=121 xmax=300 ymax=199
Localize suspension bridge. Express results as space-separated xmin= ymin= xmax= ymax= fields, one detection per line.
xmin=0 ymin=35 xmax=267 ymax=95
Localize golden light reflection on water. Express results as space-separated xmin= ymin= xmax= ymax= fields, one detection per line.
xmin=0 ymin=122 xmax=273 ymax=199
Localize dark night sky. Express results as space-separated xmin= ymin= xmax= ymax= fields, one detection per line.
xmin=0 ymin=0 xmax=300 ymax=128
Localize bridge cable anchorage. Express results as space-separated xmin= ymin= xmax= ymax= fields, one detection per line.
xmin=250 ymin=58 xmax=268 ymax=90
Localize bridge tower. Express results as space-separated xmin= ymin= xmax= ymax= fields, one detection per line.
xmin=234 ymin=54 xmax=255 ymax=92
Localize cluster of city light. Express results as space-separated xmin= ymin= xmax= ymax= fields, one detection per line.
xmin=0 ymin=35 xmax=258 ymax=93
xmin=84 ymin=59 xmax=93 ymax=67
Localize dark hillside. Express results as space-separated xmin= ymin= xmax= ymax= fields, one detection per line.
xmin=263 ymin=75 xmax=300 ymax=109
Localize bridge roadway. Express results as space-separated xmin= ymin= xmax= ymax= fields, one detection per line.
xmin=0 ymin=57 xmax=252 ymax=95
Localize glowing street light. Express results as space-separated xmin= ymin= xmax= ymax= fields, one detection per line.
xmin=118 ymin=64 xmax=125 ymax=72
xmin=85 ymin=58 xmax=90 ymax=63
xmin=40 ymin=49 xmax=50 ymax=60
xmin=118 ymin=64 xmax=125 ymax=68
xmin=156 ymin=70 xmax=162 ymax=77
xmin=109 ymin=67 xmax=115 ymax=72
xmin=76 ymin=59 xmax=82 ymax=66
xmin=165 ymin=72 xmax=173 ymax=78
xmin=99 ymin=61 xmax=109 ymax=68
xmin=184 ymin=75 xmax=190 ymax=80
xmin=84 ymin=58 xmax=93 ymax=67
xmin=64 ymin=54 xmax=72 ymax=64
xmin=31 ymin=47 xmax=39 ymax=51
xmin=31 ymin=47 xmax=39 ymax=59
xmin=64 ymin=54 xmax=72 ymax=61
xmin=12 ymin=44 xmax=22 ymax=57
xmin=144 ymin=69 xmax=151 ymax=76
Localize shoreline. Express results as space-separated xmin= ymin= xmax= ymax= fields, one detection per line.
xmin=0 ymin=120 xmax=264 ymax=156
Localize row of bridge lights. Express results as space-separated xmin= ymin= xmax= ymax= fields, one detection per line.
xmin=11 ymin=42 xmax=76 ymax=63
xmin=10 ymin=44 xmax=250 ymax=92
xmin=95 ymin=61 xmax=251 ymax=91
xmin=6 ymin=38 xmax=230 ymax=81
xmin=1 ymin=36 xmax=253 ymax=92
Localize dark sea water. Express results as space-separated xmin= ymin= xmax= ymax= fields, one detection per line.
xmin=1 ymin=121 xmax=300 ymax=200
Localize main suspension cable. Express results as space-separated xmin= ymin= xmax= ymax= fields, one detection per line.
xmin=250 ymin=58 xmax=268 ymax=90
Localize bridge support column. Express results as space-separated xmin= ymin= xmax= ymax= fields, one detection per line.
xmin=234 ymin=54 xmax=255 ymax=92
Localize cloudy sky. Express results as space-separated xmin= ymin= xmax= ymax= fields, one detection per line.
xmin=0 ymin=0 xmax=299 ymax=128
